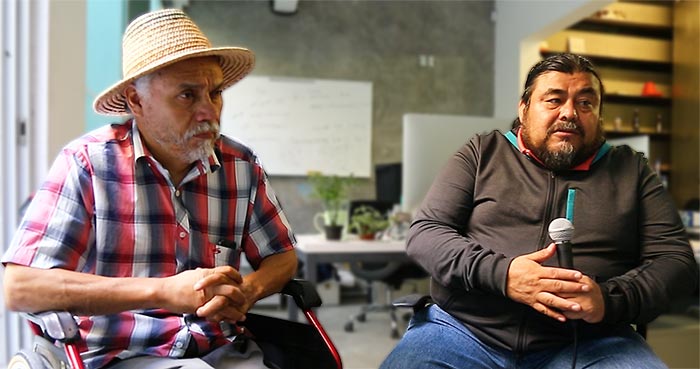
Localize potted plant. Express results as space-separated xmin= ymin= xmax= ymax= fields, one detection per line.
xmin=348 ymin=205 xmax=390 ymax=240
xmin=308 ymin=172 xmax=354 ymax=240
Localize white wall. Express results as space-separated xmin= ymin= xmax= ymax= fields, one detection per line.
xmin=48 ymin=1 xmax=87 ymax=163
xmin=493 ymin=0 xmax=612 ymax=120
xmin=0 ymin=2 xmax=86 ymax=366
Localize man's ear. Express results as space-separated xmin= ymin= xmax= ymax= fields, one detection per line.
xmin=123 ymin=85 xmax=143 ymax=117
xmin=518 ymin=100 xmax=527 ymax=124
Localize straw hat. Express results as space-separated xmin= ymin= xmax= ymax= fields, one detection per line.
xmin=93 ymin=8 xmax=255 ymax=116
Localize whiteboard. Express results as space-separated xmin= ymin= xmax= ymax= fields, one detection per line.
xmin=221 ymin=76 xmax=372 ymax=177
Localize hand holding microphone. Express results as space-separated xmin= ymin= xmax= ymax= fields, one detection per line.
xmin=547 ymin=218 xmax=605 ymax=323
xmin=548 ymin=218 xmax=574 ymax=269
xmin=506 ymin=218 xmax=601 ymax=323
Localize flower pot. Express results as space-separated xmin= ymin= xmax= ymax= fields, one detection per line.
xmin=324 ymin=225 xmax=343 ymax=240
xmin=359 ymin=233 xmax=376 ymax=240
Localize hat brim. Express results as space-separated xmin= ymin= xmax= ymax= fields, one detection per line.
xmin=93 ymin=47 xmax=254 ymax=116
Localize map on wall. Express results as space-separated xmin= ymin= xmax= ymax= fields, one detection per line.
xmin=221 ymin=75 xmax=373 ymax=177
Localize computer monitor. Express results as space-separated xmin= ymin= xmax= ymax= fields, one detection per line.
xmin=401 ymin=113 xmax=509 ymax=214
xmin=375 ymin=163 xmax=402 ymax=205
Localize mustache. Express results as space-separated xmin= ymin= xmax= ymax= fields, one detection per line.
xmin=547 ymin=120 xmax=583 ymax=137
xmin=185 ymin=121 xmax=220 ymax=140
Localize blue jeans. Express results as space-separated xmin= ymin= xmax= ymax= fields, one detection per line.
xmin=380 ymin=304 xmax=668 ymax=369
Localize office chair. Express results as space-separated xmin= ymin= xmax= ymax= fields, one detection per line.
xmin=8 ymin=279 xmax=342 ymax=369
xmin=344 ymin=261 xmax=427 ymax=338
xmin=342 ymin=199 xmax=427 ymax=338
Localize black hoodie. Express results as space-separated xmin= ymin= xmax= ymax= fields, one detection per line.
xmin=407 ymin=129 xmax=698 ymax=353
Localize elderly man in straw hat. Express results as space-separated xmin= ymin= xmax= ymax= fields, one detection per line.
xmin=3 ymin=8 xmax=298 ymax=369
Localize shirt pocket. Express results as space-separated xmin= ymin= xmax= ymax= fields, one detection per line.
xmin=212 ymin=239 xmax=240 ymax=268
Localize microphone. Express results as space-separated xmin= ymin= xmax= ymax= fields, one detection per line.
xmin=548 ymin=218 xmax=574 ymax=269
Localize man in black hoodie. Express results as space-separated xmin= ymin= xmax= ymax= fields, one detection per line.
xmin=381 ymin=53 xmax=698 ymax=369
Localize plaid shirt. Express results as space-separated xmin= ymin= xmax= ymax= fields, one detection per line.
xmin=2 ymin=120 xmax=296 ymax=369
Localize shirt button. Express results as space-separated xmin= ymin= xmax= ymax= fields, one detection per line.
xmin=175 ymin=342 xmax=184 ymax=348
xmin=175 ymin=190 xmax=181 ymax=197
xmin=179 ymin=232 xmax=187 ymax=239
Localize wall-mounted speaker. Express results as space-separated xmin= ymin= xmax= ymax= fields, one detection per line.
xmin=271 ymin=0 xmax=299 ymax=15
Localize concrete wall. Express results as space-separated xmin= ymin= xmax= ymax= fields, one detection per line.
xmin=48 ymin=0 xmax=614 ymax=234
xmin=187 ymin=0 xmax=495 ymax=233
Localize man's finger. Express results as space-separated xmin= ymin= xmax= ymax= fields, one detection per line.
xmin=536 ymin=291 xmax=582 ymax=314
xmin=207 ymin=284 xmax=247 ymax=306
xmin=525 ymin=243 xmax=557 ymax=263
xmin=194 ymin=271 xmax=241 ymax=291
xmin=532 ymin=302 xmax=566 ymax=322
xmin=213 ymin=266 xmax=243 ymax=284
xmin=541 ymin=277 xmax=588 ymax=293
xmin=196 ymin=296 xmax=246 ymax=322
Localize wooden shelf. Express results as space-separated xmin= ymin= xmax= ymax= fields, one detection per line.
xmin=605 ymin=128 xmax=671 ymax=139
xmin=580 ymin=1 xmax=673 ymax=39
xmin=543 ymin=0 xmax=679 ymax=196
xmin=657 ymin=163 xmax=671 ymax=173
xmin=605 ymin=93 xmax=671 ymax=106
xmin=572 ymin=19 xmax=672 ymax=40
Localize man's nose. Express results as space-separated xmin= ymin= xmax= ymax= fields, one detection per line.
xmin=195 ymin=96 xmax=221 ymax=122
xmin=560 ymin=101 xmax=577 ymax=122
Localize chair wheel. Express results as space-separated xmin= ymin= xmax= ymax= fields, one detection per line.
xmin=391 ymin=328 xmax=400 ymax=339
xmin=357 ymin=313 xmax=366 ymax=322
xmin=344 ymin=321 xmax=354 ymax=332
xmin=8 ymin=350 xmax=48 ymax=369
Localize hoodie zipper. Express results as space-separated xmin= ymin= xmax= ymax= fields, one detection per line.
xmin=540 ymin=172 xmax=558 ymax=248
xmin=515 ymin=171 xmax=559 ymax=354
xmin=515 ymin=174 xmax=580 ymax=354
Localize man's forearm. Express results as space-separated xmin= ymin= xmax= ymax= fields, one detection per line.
xmin=241 ymin=249 xmax=298 ymax=304
xmin=3 ymin=263 xmax=163 ymax=315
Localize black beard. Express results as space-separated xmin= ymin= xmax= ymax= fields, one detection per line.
xmin=521 ymin=120 xmax=604 ymax=171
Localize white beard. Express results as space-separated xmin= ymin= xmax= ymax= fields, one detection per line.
xmin=155 ymin=121 xmax=220 ymax=164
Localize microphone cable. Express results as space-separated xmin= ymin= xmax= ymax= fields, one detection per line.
xmin=569 ymin=320 xmax=578 ymax=369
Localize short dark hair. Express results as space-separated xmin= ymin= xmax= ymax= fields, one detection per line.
xmin=512 ymin=53 xmax=604 ymax=129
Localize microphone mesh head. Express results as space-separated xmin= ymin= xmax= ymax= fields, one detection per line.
xmin=548 ymin=218 xmax=574 ymax=243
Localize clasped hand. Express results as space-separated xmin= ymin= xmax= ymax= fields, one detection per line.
xmin=164 ymin=266 xmax=251 ymax=324
xmin=506 ymin=243 xmax=604 ymax=323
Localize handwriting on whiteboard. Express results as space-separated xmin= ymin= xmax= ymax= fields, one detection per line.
xmin=221 ymin=76 xmax=372 ymax=177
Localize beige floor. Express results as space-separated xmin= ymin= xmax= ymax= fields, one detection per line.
xmin=254 ymin=303 xmax=700 ymax=369
xmin=647 ymin=313 xmax=700 ymax=369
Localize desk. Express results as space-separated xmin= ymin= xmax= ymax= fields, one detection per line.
xmin=690 ymin=239 xmax=699 ymax=263
xmin=288 ymin=234 xmax=410 ymax=321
